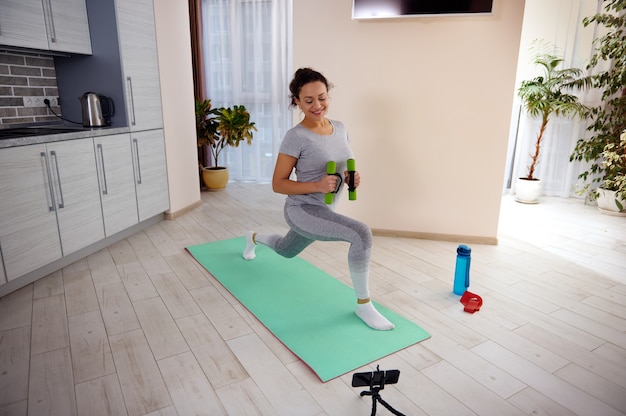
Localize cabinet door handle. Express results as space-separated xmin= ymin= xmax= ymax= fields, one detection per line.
xmin=133 ymin=138 xmax=142 ymax=184
xmin=127 ymin=77 xmax=137 ymax=126
xmin=50 ymin=151 xmax=65 ymax=208
xmin=43 ymin=0 xmax=57 ymax=43
xmin=41 ymin=152 xmax=55 ymax=212
xmin=96 ymin=144 xmax=108 ymax=195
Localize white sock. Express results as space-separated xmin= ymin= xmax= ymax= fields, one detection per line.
xmin=243 ymin=231 xmax=256 ymax=260
xmin=355 ymin=301 xmax=395 ymax=331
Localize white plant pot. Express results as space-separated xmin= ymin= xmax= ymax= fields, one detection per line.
xmin=515 ymin=178 xmax=542 ymax=204
xmin=597 ymin=188 xmax=626 ymax=216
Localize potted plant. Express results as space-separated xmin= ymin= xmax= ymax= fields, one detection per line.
xmin=515 ymin=45 xmax=587 ymax=203
xmin=569 ymin=0 xmax=626 ymax=214
xmin=597 ymin=129 xmax=626 ymax=213
xmin=196 ymin=99 xmax=257 ymax=190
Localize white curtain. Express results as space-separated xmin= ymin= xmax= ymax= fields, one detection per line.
xmin=504 ymin=0 xmax=603 ymax=198
xmin=201 ymin=0 xmax=293 ymax=182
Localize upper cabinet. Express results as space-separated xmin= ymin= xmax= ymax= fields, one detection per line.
xmin=0 ymin=0 xmax=49 ymax=50
xmin=0 ymin=0 xmax=92 ymax=55
xmin=115 ymin=0 xmax=163 ymax=131
xmin=43 ymin=0 xmax=92 ymax=54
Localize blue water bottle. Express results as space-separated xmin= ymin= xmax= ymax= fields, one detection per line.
xmin=453 ymin=245 xmax=471 ymax=295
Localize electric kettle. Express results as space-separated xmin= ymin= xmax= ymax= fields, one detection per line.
xmin=79 ymin=92 xmax=115 ymax=127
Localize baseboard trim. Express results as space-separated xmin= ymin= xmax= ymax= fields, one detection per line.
xmin=372 ymin=228 xmax=498 ymax=245
xmin=165 ymin=200 xmax=203 ymax=220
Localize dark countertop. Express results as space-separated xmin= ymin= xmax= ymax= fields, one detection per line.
xmin=0 ymin=123 xmax=130 ymax=149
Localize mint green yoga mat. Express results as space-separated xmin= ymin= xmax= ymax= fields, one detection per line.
xmin=186 ymin=237 xmax=430 ymax=382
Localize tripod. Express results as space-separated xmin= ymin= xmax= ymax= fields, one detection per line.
xmin=353 ymin=366 xmax=405 ymax=415
xmin=359 ymin=386 xmax=405 ymax=416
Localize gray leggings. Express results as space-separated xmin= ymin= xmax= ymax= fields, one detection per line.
xmin=258 ymin=204 xmax=372 ymax=289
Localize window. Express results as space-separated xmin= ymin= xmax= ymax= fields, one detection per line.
xmin=202 ymin=0 xmax=292 ymax=182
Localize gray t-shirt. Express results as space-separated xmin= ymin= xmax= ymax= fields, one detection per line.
xmin=279 ymin=119 xmax=354 ymax=208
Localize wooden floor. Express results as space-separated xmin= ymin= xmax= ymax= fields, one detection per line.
xmin=1 ymin=182 xmax=625 ymax=416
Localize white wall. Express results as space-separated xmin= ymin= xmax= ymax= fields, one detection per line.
xmin=153 ymin=0 xmax=201 ymax=217
xmin=293 ymin=1 xmax=525 ymax=243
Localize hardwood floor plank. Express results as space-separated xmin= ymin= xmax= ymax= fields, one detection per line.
xmin=554 ymin=363 xmax=626 ymax=414
xmin=32 ymin=270 xmax=63 ymax=299
xmin=472 ymin=340 xmax=624 ymax=416
xmin=142 ymin=406 xmax=178 ymax=416
xmin=116 ymin=261 xmax=160 ymax=302
xmin=582 ymin=294 xmax=626 ymax=322
xmin=215 ymin=378 xmax=279 ymax=416
xmin=190 ymin=285 xmax=253 ymax=341
xmin=31 ymin=293 xmax=69 ymax=355
xmin=0 ymin=400 xmax=27 ymax=416
xmin=417 ymin=327 xmax=528 ymax=399
xmin=144 ymin=223 xmax=184 ymax=257
xmin=176 ymin=313 xmax=248 ymax=389
xmin=285 ymin=360 xmax=376 ymax=416
xmin=108 ymin=239 xmax=140 ymax=266
xmin=74 ymin=374 xmax=127 ymax=416
xmin=109 ymin=329 xmax=172 ymax=416
xmin=421 ymin=360 xmax=525 ymax=416
xmin=593 ymin=342 xmax=626 ymax=368
xmin=232 ymin=303 xmax=299 ymax=366
xmin=67 ymin=310 xmax=116 ymax=384
xmin=95 ymin=282 xmax=141 ymax=336
xmin=158 ymin=351 xmax=227 ymax=415
xmin=86 ymin=249 xmax=122 ymax=287
xmin=440 ymin=303 xmax=570 ymax=373
xmin=0 ymin=285 xmax=32 ymax=332
xmin=164 ymin=252 xmax=213 ymax=291
xmin=515 ymin=323 xmax=626 ymax=389
xmin=550 ymin=308 xmax=626 ymax=349
xmin=63 ymin=269 xmax=99 ymax=316
xmin=507 ymin=387 xmax=577 ymax=416
xmin=227 ymin=333 xmax=323 ymax=416
xmin=0 ymin=326 xmax=30 ymax=407
xmin=28 ymin=347 xmax=76 ymax=416
xmin=150 ymin=272 xmax=202 ymax=319
xmin=133 ymin=297 xmax=189 ymax=360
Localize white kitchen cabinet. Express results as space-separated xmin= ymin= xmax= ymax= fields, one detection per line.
xmin=93 ymin=133 xmax=139 ymax=236
xmin=131 ymin=129 xmax=169 ymax=221
xmin=0 ymin=0 xmax=49 ymax=50
xmin=44 ymin=0 xmax=92 ymax=54
xmin=0 ymin=138 xmax=104 ymax=281
xmin=48 ymin=138 xmax=105 ymax=255
xmin=115 ymin=0 xmax=163 ymax=131
xmin=0 ymin=0 xmax=91 ymax=54
xmin=0 ymin=143 xmax=63 ymax=280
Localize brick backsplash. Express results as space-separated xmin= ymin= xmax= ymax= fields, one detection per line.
xmin=0 ymin=50 xmax=62 ymax=126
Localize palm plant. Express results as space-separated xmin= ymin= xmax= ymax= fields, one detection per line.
xmin=517 ymin=49 xmax=587 ymax=180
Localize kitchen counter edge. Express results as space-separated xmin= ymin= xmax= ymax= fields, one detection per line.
xmin=0 ymin=126 xmax=131 ymax=149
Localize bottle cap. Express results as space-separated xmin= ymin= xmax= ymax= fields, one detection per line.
xmin=457 ymin=244 xmax=471 ymax=255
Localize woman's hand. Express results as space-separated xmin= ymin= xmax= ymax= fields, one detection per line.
xmin=319 ymin=174 xmax=341 ymax=193
xmin=344 ymin=170 xmax=360 ymax=188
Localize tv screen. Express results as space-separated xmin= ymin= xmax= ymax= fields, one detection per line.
xmin=352 ymin=0 xmax=494 ymax=19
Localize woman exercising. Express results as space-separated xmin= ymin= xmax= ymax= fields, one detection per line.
xmin=243 ymin=67 xmax=394 ymax=331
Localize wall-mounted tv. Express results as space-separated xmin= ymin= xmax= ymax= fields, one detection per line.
xmin=352 ymin=0 xmax=494 ymax=20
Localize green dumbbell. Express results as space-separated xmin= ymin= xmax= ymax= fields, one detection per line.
xmin=325 ymin=161 xmax=341 ymax=204
xmin=347 ymin=158 xmax=356 ymax=201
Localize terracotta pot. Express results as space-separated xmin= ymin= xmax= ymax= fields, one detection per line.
xmin=202 ymin=167 xmax=229 ymax=191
